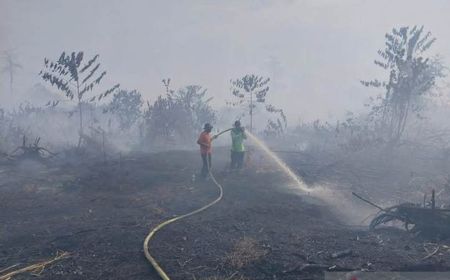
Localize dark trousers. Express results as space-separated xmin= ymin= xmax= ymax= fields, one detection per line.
xmin=201 ymin=153 xmax=212 ymax=178
xmin=231 ymin=151 xmax=245 ymax=170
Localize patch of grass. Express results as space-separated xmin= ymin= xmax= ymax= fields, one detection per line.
xmin=24 ymin=183 xmax=39 ymax=193
xmin=225 ymin=237 xmax=268 ymax=269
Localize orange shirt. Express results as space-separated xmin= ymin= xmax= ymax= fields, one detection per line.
xmin=197 ymin=131 xmax=212 ymax=154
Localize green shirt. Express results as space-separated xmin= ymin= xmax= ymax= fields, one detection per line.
xmin=231 ymin=128 xmax=246 ymax=152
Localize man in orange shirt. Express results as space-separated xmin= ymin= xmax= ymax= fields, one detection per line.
xmin=197 ymin=123 xmax=215 ymax=178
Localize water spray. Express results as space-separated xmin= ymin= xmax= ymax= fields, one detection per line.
xmin=245 ymin=131 xmax=311 ymax=192
xmin=213 ymin=128 xmax=310 ymax=192
xmin=244 ymin=132 xmax=368 ymax=224
xmin=144 ymin=127 xmax=318 ymax=279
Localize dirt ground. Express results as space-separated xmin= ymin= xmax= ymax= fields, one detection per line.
xmin=1 ymin=148 xmax=450 ymax=280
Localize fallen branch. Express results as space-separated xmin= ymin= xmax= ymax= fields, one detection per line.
xmin=9 ymin=136 xmax=57 ymax=160
xmin=352 ymin=192 xmax=385 ymax=211
xmin=0 ymin=265 xmax=19 ymax=275
xmin=422 ymin=244 xmax=440 ymax=260
xmin=0 ymin=251 xmax=70 ymax=280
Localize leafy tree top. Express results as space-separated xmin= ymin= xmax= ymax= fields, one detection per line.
xmin=230 ymin=74 xmax=270 ymax=105
xmin=362 ymin=25 xmax=445 ymax=95
xmin=39 ymin=51 xmax=119 ymax=102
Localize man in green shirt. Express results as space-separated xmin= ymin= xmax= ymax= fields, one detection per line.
xmin=230 ymin=120 xmax=247 ymax=170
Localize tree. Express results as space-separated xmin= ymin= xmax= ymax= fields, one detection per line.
xmin=1 ymin=50 xmax=22 ymax=95
xmin=39 ymin=51 xmax=119 ymax=147
xmin=229 ymin=74 xmax=270 ymax=132
xmin=104 ymin=89 xmax=143 ymax=130
xmin=173 ymin=85 xmax=216 ymax=131
xmin=264 ymin=105 xmax=287 ymax=137
xmin=144 ymin=79 xmax=188 ymax=143
xmin=144 ymin=80 xmax=216 ymax=145
xmin=145 ymin=94 xmax=190 ymax=142
xmin=362 ymin=26 xmax=446 ymax=143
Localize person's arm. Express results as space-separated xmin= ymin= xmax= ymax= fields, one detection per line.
xmin=197 ymin=135 xmax=210 ymax=147
xmin=197 ymin=140 xmax=210 ymax=147
xmin=241 ymin=128 xmax=247 ymax=139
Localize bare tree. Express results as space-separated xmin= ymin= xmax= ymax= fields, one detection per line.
xmin=229 ymin=74 xmax=270 ymax=132
xmin=1 ymin=50 xmax=22 ymax=95
xmin=39 ymin=51 xmax=119 ymax=147
xmin=362 ymin=26 xmax=446 ymax=143
xmin=264 ymin=104 xmax=287 ymax=137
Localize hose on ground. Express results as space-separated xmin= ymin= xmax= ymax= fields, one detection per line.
xmin=143 ymin=155 xmax=224 ymax=280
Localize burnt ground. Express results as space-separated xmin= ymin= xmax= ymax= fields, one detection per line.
xmin=1 ymin=148 xmax=450 ymax=280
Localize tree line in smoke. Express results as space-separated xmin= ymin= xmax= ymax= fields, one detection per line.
xmin=0 ymin=25 xmax=447 ymax=152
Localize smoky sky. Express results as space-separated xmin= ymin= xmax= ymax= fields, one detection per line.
xmin=1 ymin=0 xmax=449 ymax=122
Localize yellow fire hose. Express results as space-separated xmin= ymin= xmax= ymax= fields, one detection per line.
xmin=143 ymin=133 xmax=228 ymax=280
xmin=1 ymin=129 xmax=231 ymax=280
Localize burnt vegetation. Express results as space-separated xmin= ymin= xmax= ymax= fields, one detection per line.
xmin=1 ymin=24 xmax=450 ymax=280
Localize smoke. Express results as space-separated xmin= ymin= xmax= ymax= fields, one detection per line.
xmin=2 ymin=1 xmax=450 ymax=122
xmin=1 ymin=0 xmax=450 ymax=228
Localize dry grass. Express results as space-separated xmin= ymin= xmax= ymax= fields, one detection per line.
xmin=24 ymin=183 xmax=39 ymax=193
xmin=151 ymin=205 xmax=165 ymax=215
xmin=225 ymin=237 xmax=268 ymax=269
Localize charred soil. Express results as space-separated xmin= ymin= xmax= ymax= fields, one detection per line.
xmin=1 ymin=149 xmax=450 ymax=280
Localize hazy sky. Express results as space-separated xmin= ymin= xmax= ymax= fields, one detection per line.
xmin=1 ymin=0 xmax=449 ymax=122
